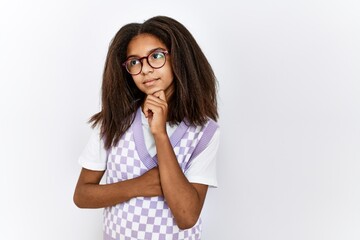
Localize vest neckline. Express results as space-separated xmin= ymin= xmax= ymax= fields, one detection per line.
xmin=132 ymin=107 xmax=189 ymax=169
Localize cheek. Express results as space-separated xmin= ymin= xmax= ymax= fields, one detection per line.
xmin=163 ymin=66 xmax=174 ymax=81
xmin=167 ymin=73 xmax=174 ymax=83
xmin=131 ymin=77 xmax=142 ymax=88
xmin=131 ymin=82 xmax=143 ymax=92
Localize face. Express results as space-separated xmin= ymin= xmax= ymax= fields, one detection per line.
xmin=126 ymin=34 xmax=174 ymax=99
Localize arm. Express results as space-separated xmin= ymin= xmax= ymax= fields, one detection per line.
xmin=155 ymin=134 xmax=208 ymax=229
xmin=73 ymin=167 xmax=162 ymax=208
xmin=143 ymin=91 xmax=209 ymax=229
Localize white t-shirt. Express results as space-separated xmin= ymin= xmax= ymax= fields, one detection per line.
xmin=79 ymin=111 xmax=220 ymax=187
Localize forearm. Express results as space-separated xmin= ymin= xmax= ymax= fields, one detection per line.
xmin=154 ymin=134 xmax=204 ymax=229
xmin=74 ymin=178 xmax=139 ymax=208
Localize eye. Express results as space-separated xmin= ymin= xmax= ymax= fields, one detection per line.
xmin=128 ymin=59 xmax=140 ymax=67
xmin=150 ymin=51 xmax=165 ymax=60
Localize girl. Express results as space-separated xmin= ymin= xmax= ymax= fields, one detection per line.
xmin=73 ymin=16 xmax=219 ymax=240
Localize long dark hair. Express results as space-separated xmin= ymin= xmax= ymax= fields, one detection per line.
xmin=90 ymin=16 xmax=218 ymax=149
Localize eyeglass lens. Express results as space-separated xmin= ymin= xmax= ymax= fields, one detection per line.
xmin=125 ymin=51 xmax=167 ymax=75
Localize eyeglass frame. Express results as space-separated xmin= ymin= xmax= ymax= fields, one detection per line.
xmin=122 ymin=49 xmax=170 ymax=76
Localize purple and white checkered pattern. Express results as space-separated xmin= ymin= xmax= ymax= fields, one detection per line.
xmin=106 ymin=131 xmax=146 ymax=183
xmin=173 ymin=125 xmax=203 ymax=170
xmin=103 ymin=110 xmax=217 ymax=240
xmin=104 ymin=195 xmax=202 ymax=240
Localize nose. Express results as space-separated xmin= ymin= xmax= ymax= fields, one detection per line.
xmin=141 ymin=58 xmax=154 ymax=74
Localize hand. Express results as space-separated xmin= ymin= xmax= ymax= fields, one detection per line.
xmin=142 ymin=90 xmax=168 ymax=136
xmin=136 ymin=167 xmax=163 ymax=197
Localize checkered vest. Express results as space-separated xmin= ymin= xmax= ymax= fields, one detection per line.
xmin=103 ymin=108 xmax=218 ymax=240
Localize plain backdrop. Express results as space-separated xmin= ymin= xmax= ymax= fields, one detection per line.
xmin=1 ymin=0 xmax=359 ymax=239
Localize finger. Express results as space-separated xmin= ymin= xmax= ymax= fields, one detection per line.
xmin=152 ymin=90 xmax=166 ymax=102
xmin=145 ymin=97 xmax=165 ymax=106
xmin=142 ymin=100 xmax=152 ymax=118
xmin=144 ymin=96 xmax=167 ymax=110
xmin=146 ymin=94 xmax=165 ymax=104
xmin=143 ymin=99 xmax=164 ymax=117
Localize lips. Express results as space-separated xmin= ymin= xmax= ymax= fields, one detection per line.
xmin=143 ymin=78 xmax=158 ymax=86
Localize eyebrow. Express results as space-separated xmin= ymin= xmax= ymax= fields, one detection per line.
xmin=126 ymin=47 xmax=167 ymax=59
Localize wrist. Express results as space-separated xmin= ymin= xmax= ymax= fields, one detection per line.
xmin=153 ymin=132 xmax=169 ymax=142
xmin=126 ymin=177 xmax=141 ymax=198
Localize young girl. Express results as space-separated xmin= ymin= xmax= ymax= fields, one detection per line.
xmin=73 ymin=16 xmax=219 ymax=240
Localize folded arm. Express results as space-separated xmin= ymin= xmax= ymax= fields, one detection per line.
xmin=73 ymin=167 xmax=162 ymax=208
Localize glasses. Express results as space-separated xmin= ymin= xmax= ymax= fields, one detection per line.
xmin=122 ymin=49 xmax=169 ymax=75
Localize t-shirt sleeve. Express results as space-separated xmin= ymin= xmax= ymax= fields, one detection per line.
xmin=78 ymin=127 xmax=107 ymax=171
xmin=184 ymin=128 xmax=220 ymax=188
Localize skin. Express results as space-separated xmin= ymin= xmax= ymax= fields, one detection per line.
xmin=73 ymin=34 xmax=208 ymax=230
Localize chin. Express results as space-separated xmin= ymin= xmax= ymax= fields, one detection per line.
xmin=147 ymin=88 xmax=162 ymax=95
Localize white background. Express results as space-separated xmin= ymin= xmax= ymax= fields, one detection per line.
xmin=1 ymin=0 xmax=359 ymax=239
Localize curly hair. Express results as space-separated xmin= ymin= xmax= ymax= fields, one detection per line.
xmin=89 ymin=16 xmax=218 ymax=149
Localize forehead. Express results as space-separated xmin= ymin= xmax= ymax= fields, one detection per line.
xmin=127 ymin=34 xmax=166 ymax=56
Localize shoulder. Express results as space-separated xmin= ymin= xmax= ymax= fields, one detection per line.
xmin=205 ymin=118 xmax=219 ymax=129
xmin=187 ymin=119 xmax=219 ymax=159
xmin=78 ymin=125 xmax=107 ymax=171
xmin=201 ymin=118 xmax=220 ymax=137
